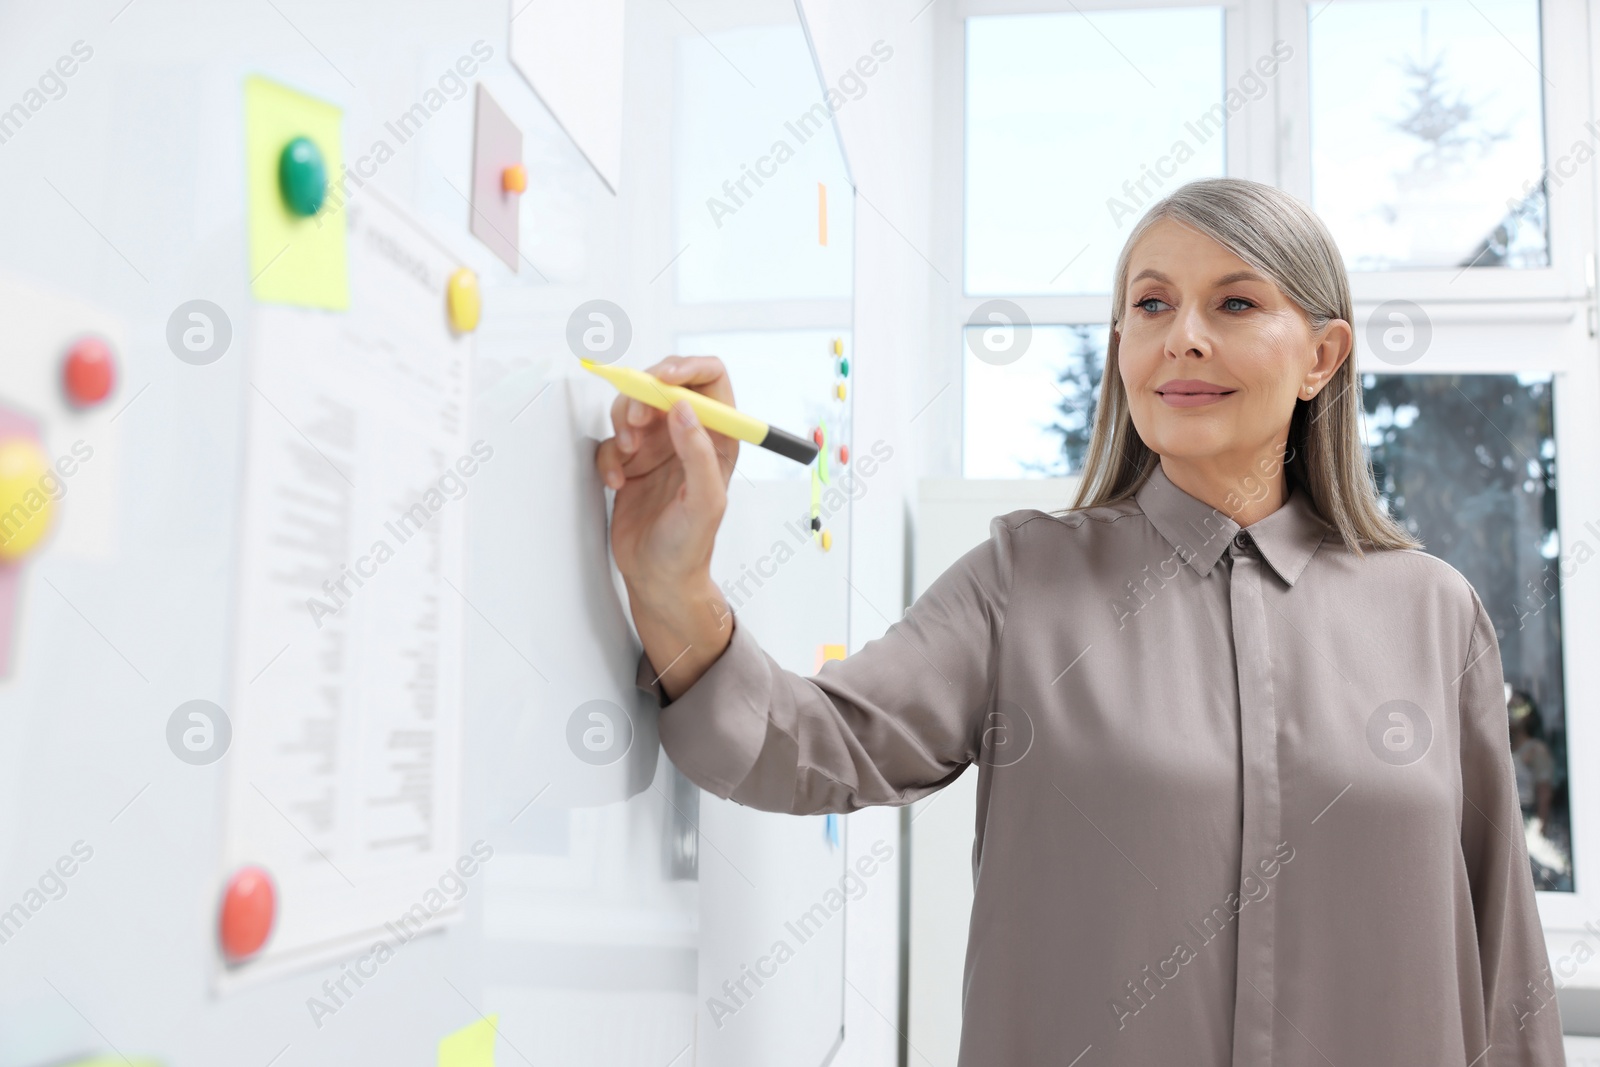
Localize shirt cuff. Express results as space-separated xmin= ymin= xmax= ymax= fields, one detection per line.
xmin=633 ymin=613 xmax=773 ymax=798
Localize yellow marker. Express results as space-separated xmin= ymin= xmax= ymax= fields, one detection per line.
xmin=447 ymin=268 xmax=480 ymax=332
xmin=0 ymin=437 xmax=55 ymax=562
xmin=580 ymin=359 xmax=818 ymax=465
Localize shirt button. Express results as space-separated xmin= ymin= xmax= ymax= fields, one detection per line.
xmin=1233 ymin=531 xmax=1252 ymax=552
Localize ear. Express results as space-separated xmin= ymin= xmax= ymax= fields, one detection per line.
xmin=1306 ymin=318 xmax=1352 ymax=393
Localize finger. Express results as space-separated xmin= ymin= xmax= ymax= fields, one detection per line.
xmin=665 ymin=398 xmax=725 ymax=516
xmin=609 ymin=391 xmax=635 ymax=442
xmin=595 ymin=437 xmax=625 ymax=489
xmin=649 ymin=355 xmax=734 ymax=407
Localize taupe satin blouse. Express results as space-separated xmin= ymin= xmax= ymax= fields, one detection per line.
xmin=635 ymin=463 xmax=1565 ymax=1065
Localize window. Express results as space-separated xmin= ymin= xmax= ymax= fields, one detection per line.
xmin=674 ymin=24 xmax=854 ymax=303
xmin=1309 ymin=0 xmax=1548 ymax=272
xmin=939 ymin=0 xmax=1598 ymax=926
xmin=1365 ymin=370 xmax=1570 ymax=890
xmin=965 ymin=8 xmax=1225 ymax=294
xmin=963 ymin=324 xmax=1106 ymax=477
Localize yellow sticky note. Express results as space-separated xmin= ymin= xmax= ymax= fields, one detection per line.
xmin=438 ymin=1014 xmax=498 ymax=1067
xmin=815 ymin=643 xmax=846 ymax=671
xmin=244 ymin=75 xmax=349 ymax=309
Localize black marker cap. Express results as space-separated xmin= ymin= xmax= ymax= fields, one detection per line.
xmin=759 ymin=425 xmax=820 ymax=465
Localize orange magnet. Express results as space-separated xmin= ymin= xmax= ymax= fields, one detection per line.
xmin=839 ymin=445 xmax=849 ymax=463
xmin=62 ymin=337 xmax=116 ymax=408
xmin=502 ymin=164 xmax=527 ymax=194
xmin=219 ymin=865 xmax=276 ymax=962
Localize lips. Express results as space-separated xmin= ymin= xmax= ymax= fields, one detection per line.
xmin=1157 ymin=379 xmax=1236 ymax=396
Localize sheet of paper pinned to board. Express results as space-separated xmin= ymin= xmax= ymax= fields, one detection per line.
xmin=470 ymin=83 xmax=523 ymax=270
xmin=243 ymin=75 xmax=349 ymax=309
xmin=218 ymin=188 xmax=471 ymax=982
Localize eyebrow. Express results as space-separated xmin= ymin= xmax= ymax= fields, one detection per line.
xmin=1129 ymin=268 xmax=1269 ymax=288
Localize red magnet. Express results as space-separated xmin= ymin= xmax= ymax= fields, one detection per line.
xmin=62 ymin=337 xmax=115 ymax=408
xmin=839 ymin=445 xmax=849 ymax=463
xmin=219 ymin=865 xmax=276 ymax=962
xmin=811 ymin=427 xmax=824 ymax=447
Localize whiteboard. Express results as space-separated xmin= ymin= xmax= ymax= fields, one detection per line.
xmin=0 ymin=0 xmax=854 ymax=1064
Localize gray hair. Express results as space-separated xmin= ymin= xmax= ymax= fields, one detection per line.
xmin=1067 ymin=177 xmax=1421 ymax=557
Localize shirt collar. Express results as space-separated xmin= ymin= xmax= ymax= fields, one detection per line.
xmin=1133 ymin=462 xmax=1332 ymax=587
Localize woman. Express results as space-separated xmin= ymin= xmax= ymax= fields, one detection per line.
xmin=594 ymin=178 xmax=1564 ymax=1064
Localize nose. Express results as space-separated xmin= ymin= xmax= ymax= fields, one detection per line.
xmin=1164 ymin=301 xmax=1213 ymax=361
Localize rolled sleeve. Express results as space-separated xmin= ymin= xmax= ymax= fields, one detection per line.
xmin=635 ymin=514 xmax=1016 ymax=816
xmin=1457 ymin=588 xmax=1565 ymax=1062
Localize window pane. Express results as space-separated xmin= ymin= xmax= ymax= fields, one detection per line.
xmin=1364 ymin=372 xmax=1571 ymax=890
xmin=1311 ymin=1 xmax=1548 ymax=272
xmin=963 ymin=324 xmax=1107 ymax=478
xmin=677 ymin=330 xmax=850 ymax=481
xmin=674 ymin=26 xmax=854 ymax=302
xmin=965 ymin=9 xmax=1225 ymax=295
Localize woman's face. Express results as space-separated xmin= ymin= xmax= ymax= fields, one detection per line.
xmin=1116 ymin=218 xmax=1350 ymax=475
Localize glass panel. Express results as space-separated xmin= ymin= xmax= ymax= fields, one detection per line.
xmin=1364 ymin=372 xmax=1571 ymax=890
xmin=674 ymin=23 xmax=855 ymax=302
xmin=965 ymin=9 xmax=1225 ymax=295
xmin=963 ymin=324 xmax=1107 ymax=478
xmin=1310 ymin=0 xmax=1548 ymax=272
xmin=677 ymin=329 xmax=852 ymax=481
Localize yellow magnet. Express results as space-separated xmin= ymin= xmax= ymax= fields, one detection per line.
xmin=835 ymin=383 xmax=846 ymax=400
xmin=831 ymin=338 xmax=842 ymax=355
xmin=820 ymin=529 xmax=832 ymax=551
xmin=0 ymin=436 xmax=56 ymax=562
xmin=447 ymin=268 xmax=481 ymax=333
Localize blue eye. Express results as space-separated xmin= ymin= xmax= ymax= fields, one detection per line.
xmin=1134 ymin=295 xmax=1253 ymax=314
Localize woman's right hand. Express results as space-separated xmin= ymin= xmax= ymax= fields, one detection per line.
xmin=595 ymin=356 xmax=739 ymax=696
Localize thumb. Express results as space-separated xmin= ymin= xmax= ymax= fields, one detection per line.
xmin=666 ymin=398 xmax=726 ymax=514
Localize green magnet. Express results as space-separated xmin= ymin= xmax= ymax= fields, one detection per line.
xmin=278 ymin=136 xmax=327 ymax=216
xmin=838 ymin=357 xmax=849 ymax=377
